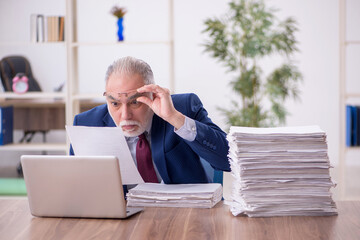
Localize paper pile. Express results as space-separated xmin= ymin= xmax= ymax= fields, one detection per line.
xmin=126 ymin=183 xmax=223 ymax=208
xmin=227 ymin=125 xmax=338 ymax=217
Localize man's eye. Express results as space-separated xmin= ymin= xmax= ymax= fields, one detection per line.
xmin=111 ymin=101 xmax=119 ymax=107
xmin=130 ymin=100 xmax=140 ymax=105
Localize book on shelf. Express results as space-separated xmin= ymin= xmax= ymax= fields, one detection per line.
xmin=357 ymin=106 xmax=360 ymax=146
xmin=31 ymin=14 xmax=65 ymax=43
xmin=30 ymin=14 xmax=37 ymax=43
xmin=345 ymin=104 xmax=360 ymax=147
xmin=37 ymin=15 xmax=45 ymax=42
xmin=346 ymin=105 xmax=352 ymax=147
xmin=59 ymin=16 xmax=65 ymax=41
xmin=46 ymin=16 xmax=53 ymax=42
xmin=30 ymin=14 xmax=44 ymax=43
xmin=0 ymin=106 xmax=13 ymax=146
xmin=352 ymin=106 xmax=358 ymax=145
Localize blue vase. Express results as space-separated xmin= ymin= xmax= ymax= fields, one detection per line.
xmin=117 ymin=18 xmax=124 ymax=41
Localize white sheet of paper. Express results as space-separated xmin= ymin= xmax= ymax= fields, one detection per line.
xmin=65 ymin=125 xmax=144 ymax=185
xmin=131 ymin=183 xmax=222 ymax=194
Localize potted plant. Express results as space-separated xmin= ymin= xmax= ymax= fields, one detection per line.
xmin=203 ymin=0 xmax=302 ymax=127
xmin=110 ymin=6 xmax=127 ymax=41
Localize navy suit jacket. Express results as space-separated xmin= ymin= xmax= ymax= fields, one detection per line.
xmin=71 ymin=93 xmax=230 ymax=184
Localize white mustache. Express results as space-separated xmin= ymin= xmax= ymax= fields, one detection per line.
xmin=119 ymin=120 xmax=141 ymax=128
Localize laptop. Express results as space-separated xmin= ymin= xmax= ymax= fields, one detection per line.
xmin=21 ymin=155 xmax=143 ymax=218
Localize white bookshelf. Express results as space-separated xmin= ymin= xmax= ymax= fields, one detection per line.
xmin=71 ymin=41 xmax=172 ymax=47
xmin=339 ymin=0 xmax=360 ymax=200
xmin=0 ymin=42 xmax=66 ymax=47
xmin=0 ymin=92 xmax=65 ymax=100
xmin=0 ymin=0 xmax=175 ymax=152
xmin=64 ymin=0 xmax=175 ymax=125
xmin=0 ymin=143 xmax=68 ymax=152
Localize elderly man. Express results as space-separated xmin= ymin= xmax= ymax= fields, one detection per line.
xmin=70 ymin=56 xmax=230 ymax=184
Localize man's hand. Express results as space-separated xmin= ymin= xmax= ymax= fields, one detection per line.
xmin=137 ymin=84 xmax=185 ymax=129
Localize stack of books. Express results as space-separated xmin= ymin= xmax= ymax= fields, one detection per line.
xmin=30 ymin=14 xmax=65 ymax=43
xmin=126 ymin=183 xmax=223 ymax=208
xmin=227 ymin=125 xmax=338 ymax=217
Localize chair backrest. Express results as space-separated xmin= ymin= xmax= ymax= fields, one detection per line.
xmin=0 ymin=56 xmax=42 ymax=92
xmin=200 ymin=158 xmax=223 ymax=185
xmin=213 ymin=170 xmax=223 ymax=185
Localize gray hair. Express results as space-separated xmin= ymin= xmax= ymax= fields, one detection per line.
xmin=105 ymin=56 xmax=154 ymax=85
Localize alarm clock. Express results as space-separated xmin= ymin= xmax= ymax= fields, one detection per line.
xmin=12 ymin=73 xmax=29 ymax=94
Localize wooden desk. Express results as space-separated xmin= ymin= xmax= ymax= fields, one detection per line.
xmin=0 ymin=199 xmax=359 ymax=240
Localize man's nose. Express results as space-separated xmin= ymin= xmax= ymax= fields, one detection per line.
xmin=120 ymin=104 xmax=132 ymax=120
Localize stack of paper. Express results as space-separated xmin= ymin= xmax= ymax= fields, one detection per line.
xmin=227 ymin=125 xmax=338 ymax=217
xmin=126 ymin=183 xmax=223 ymax=208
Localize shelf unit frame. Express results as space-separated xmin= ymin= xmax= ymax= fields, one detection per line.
xmin=64 ymin=0 xmax=175 ymax=127
xmin=339 ymin=0 xmax=360 ymax=200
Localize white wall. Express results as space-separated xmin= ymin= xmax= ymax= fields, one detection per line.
xmin=174 ymin=0 xmax=340 ymax=166
xmin=172 ymin=0 xmax=342 ymax=199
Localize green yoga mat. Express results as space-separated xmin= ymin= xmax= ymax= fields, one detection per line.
xmin=0 ymin=178 xmax=27 ymax=195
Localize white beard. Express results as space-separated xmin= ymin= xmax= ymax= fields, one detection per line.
xmin=119 ymin=120 xmax=145 ymax=137
xmin=107 ymin=104 xmax=154 ymax=137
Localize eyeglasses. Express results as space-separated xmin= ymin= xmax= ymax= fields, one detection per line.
xmin=103 ymin=90 xmax=148 ymax=110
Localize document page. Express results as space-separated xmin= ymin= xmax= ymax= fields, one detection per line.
xmin=66 ymin=125 xmax=144 ymax=184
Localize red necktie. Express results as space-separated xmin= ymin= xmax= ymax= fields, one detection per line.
xmin=136 ymin=133 xmax=158 ymax=183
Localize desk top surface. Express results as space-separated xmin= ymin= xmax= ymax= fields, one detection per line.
xmin=0 ymin=199 xmax=359 ymax=240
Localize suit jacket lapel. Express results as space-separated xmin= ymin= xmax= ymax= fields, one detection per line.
xmin=151 ymin=115 xmax=170 ymax=183
xmin=103 ymin=112 xmax=116 ymax=127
